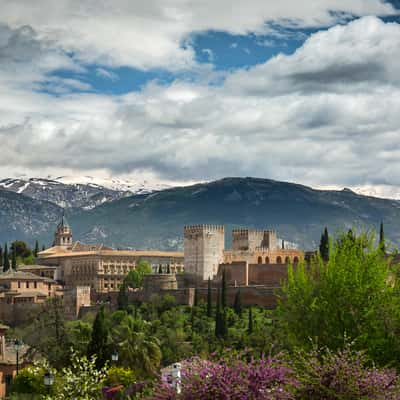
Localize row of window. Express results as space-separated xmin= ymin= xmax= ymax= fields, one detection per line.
xmin=257 ymin=256 xmax=300 ymax=264
xmin=17 ymin=281 xmax=38 ymax=289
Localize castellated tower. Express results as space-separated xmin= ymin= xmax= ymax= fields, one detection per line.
xmin=184 ymin=225 xmax=225 ymax=280
xmin=232 ymin=229 xmax=278 ymax=251
xmin=54 ymin=213 xmax=73 ymax=248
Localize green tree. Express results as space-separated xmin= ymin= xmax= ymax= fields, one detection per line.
xmin=207 ymin=277 xmax=212 ymax=318
xmin=125 ymin=260 xmax=152 ymax=289
xmin=0 ymin=245 xmax=2 ymax=269
xmin=319 ymin=227 xmax=329 ymax=262
xmin=248 ymin=307 xmax=253 ymax=334
xmin=87 ymin=307 xmax=109 ymax=369
xmin=113 ymin=315 xmax=161 ymax=378
xmin=278 ymin=230 xmax=400 ymax=366
xmin=3 ymin=243 xmax=10 ymax=272
xmin=221 ymin=269 xmax=227 ymax=309
xmin=10 ymin=240 xmax=32 ymax=259
xmin=379 ymin=221 xmax=385 ymax=253
xmin=11 ymin=245 xmax=17 ymax=270
xmin=117 ymin=282 xmax=129 ymax=311
xmin=233 ymin=289 xmax=242 ymax=317
xmin=34 ymin=240 xmax=39 ymax=258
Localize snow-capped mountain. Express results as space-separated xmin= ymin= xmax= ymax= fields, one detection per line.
xmin=0 ymin=177 xmax=131 ymax=209
xmin=55 ymin=175 xmax=171 ymax=194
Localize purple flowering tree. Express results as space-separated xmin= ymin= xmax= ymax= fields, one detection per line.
xmin=150 ymin=355 xmax=297 ymax=400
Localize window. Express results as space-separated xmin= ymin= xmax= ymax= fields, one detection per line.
xmin=34 ymin=281 xmax=37 ymax=289
xmin=257 ymin=256 xmax=262 ymax=264
xmin=26 ymin=281 xmax=30 ymax=288
xmin=276 ymin=256 xmax=282 ymax=264
xmin=285 ymin=256 xmax=290 ymax=264
xmin=104 ymin=283 xmax=108 ymax=288
xmin=18 ymin=281 xmax=21 ymax=289
xmin=294 ymin=256 xmax=299 ymax=264
xmin=265 ymin=257 xmax=270 ymax=264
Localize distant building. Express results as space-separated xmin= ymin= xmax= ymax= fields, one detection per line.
xmin=184 ymin=225 xmax=304 ymax=281
xmin=0 ymin=270 xmax=62 ymax=305
xmin=37 ymin=215 xmax=184 ymax=293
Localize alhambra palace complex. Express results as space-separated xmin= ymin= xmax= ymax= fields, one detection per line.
xmin=0 ymin=217 xmax=305 ymax=395
xmin=0 ymin=216 xmax=305 ymax=327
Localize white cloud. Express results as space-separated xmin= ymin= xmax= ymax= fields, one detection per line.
xmin=95 ymin=68 xmax=119 ymax=81
xmin=0 ymin=0 xmax=396 ymax=70
xmin=1 ymin=16 xmax=400 ymax=197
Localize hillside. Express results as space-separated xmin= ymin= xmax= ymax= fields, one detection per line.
xmin=66 ymin=177 xmax=400 ymax=250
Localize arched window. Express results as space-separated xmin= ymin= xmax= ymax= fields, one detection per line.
xmin=257 ymin=256 xmax=262 ymax=264
xmin=276 ymin=256 xmax=282 ymax=264
xmin=293 ymin=256 xmax=299 ymax=264
xmin=265 ymin=257 xmax=270 ymax=264
xmin=285 ymin=256 xmax=290 ymax=264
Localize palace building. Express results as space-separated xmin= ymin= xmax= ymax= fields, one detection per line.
xmin=37 ymin=215 xmax=184 ymax=293
xmin=184 ymin=225 xmax=304 ymax=280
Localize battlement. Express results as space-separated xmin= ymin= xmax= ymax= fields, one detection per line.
xmin=232 ymin=229 xmax=276 ymax=236
xmin=184 ymin=225 xmax=225 ymax=235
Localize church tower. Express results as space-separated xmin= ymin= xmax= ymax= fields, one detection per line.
xmin=54 ymin=212 xmax=73 ymax=248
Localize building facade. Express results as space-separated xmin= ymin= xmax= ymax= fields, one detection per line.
xmin=37 ymin=217 xmax=184 ymax=293
xmin=184 ymin=225 xmax=304 ymax=280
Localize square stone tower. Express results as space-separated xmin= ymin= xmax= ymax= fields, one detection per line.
xmin=184 ymin=225 xmax=225 ymax=280
xmin=232 ymin=229 xmax=278 ymax=251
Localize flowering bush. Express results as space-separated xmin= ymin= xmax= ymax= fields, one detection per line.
xmin=151 ymin=355 xmax=297 ymax=400
xmin=294 ymin=346 xmax=400 ymax=400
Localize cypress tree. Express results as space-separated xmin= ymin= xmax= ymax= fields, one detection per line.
xmin=248 ymin=307 xmax=253 ymax=334
xmin=117 ymin=282 xmax=128 ymax=311
xmin=193 ymin=287 xmax=198 ymax=307
xmin=215 ymin=288 xmax=222 ymax=338
xmin=319 ymin=227 xmax=329 ymax=262
xmin=42 ymin=245 xmax=46 ymax=251
xmin=34 ymin=240 xmax=39 ymax=257
xmin=221 ymin=269 xmax=227 ymax=309
xmin=207 ymin=278 xmax=212 ymax=318
xmin=11 ymin=246 xmax=17 ymax=270
xmin=379 ymin=222 xmax=386 ymax=253
xmin=3 ymin=244 xmax=10 ymax=272
xmin=0 ymin=245 xmax=3 ymax=269
xmin=87 ymin=307 xmax=109 ymax=368
xmin=233 ymin=289 xmax=242 ymax=316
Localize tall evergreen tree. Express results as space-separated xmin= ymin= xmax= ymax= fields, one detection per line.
xmin=215 ymin=288 xmax=222 ymax=338
xmin=34 ymin=240 xmax=39 ymax=257
xmin=117 ymin=283 xmax=129 ymax=311
xmin=248 ymin=307 xmax=253 ymax=334
xmin=207 ymin=278 xmax=212 ymax=318
xmin=193 ymin=287 xmax=198 ymax=307
xmin=87 ymin=307 xmax=109 ymax=368
xmin=233 ymin=289 xmax=242 ymax=317
xmin=42 ymin=245 xmax=46 ymax=251
xmin=221 ymin=269 xmax=227 ymax=309
xmin=11 ymin=246 xmax=17 ymax=270
xmin=3 ymin=244 xmax=10 ymax=272
xmin=0 ymin=245 xmax=3 ymax=269
xmin=379 ymin=222 xmax=385 ymax=253
xmin=319 ymin=227 xmax=330 ymax=262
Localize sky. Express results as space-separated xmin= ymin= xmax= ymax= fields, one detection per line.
xmin=1 ymin=0 xmax=400 ymax=197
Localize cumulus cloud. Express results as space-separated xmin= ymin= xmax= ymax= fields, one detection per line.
xmin=0 ymin=0 xmax=396 ymax=70
xmin=1 ymin=14 xmax=400 ymax=196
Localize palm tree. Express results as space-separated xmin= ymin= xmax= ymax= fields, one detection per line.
xmin=113 ymin=315 xmax=161 ymax=378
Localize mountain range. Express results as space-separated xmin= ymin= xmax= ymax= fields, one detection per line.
xmin=1 ymin=176 xmax=400 ymax=251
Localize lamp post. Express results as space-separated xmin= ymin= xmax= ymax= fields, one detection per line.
xmin=14 ymin=339 xmax=22 ymax=376
xmin=171 ymin=363 xmax=181 ymax=394
xmin=44 ymin=371 xmax=54 ymax=394
xmin=111 ymin=350 xmax=119 ymax=365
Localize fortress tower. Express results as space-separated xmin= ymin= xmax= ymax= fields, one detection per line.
xmin=232 ymin=229 xmax=277 ymax=251
xmin=184 ymin=225 xmax=225 ymax=280
xmin=54 ymin=213 xmax=73 ymax=248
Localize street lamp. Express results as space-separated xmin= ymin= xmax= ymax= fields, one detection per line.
xmin=44 ymin=371 xmax=54 ymax=394
xmin=14 ymin=339 xmax=22 ymax=375
xmin=111 ymin=350 xmax=119 ymax=364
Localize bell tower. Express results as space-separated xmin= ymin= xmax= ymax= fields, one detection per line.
xmin=54 ymin=212 xmax=73 ymax=248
